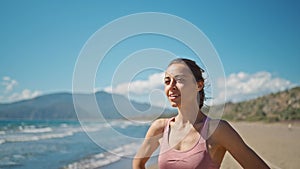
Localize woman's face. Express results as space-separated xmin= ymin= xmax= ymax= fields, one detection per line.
xmin=164 ymin=63 xmax=201 ymax=108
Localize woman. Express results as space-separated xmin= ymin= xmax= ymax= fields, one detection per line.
xmin=132 ymin=58 xmax=270 ymax=169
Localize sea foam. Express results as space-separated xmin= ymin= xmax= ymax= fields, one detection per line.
xmin=64 ymin=142 xmax=139 ymax=169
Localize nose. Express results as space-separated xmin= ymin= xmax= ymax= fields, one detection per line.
xmin=170 ymin=79 xmax=177 ymax=90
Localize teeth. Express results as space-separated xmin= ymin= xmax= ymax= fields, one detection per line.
xmin=170 ymin=94 xmax=178 ymax=97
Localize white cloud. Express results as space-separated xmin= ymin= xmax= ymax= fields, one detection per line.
xmin=0 ymin=76 xmax=42 ymax=103
xmin=103 ymin=71 xmax=297 ymax=107
xmin=216 ymin=71 xmax=296 ymax=103
xmin=103 ymin=72 xmax=168 ymax=107
xmin=1 ymin=76 xmax=18 ymax=93
xmin=104 ymin=72 xmax=165 ymax=96
xmin=7 ymin=89 xmax=41 ymax=102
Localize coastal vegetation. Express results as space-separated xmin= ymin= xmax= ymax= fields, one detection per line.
xmin=222 ymin=87 xmax=300 ymax=122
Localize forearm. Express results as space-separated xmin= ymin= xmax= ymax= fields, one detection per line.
xmin=230 ymin=144 xmax=270 ymax=169
xmin=132 ymin=119 xmax=164 ymax=169
xmin=132 ymin=157 xmax=148 ymax=169
xmin=242 ymin=147 xmax=270 ymax=169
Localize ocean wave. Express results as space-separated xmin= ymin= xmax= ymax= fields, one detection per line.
xmin=63 ymin=142 xmax=139 ymax=169
xmin=0 ymin=123 xmax=87 ymax=144
xmin=0 ymin=156 xmax=22 ymax=167
xmin=0 ymin=120 xmax=146 ymax=145
xmin=4 ymin=131 xmax=74 ymax=143
xmin=0 ymin=123 xmax=103 ymax=144
xmin=21 ymin=127 xmax=53 ymax=133
xmin=108 ymin=120 xmax=150 ymax=130
xmin=111 ymin=142 xmax=139 ymax=156
xmin=60 ymin=123 xmax=68 ymax=127
xmin=0 ymin=139 xmax=5 ymax=144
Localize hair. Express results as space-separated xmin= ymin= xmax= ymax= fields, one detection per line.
xmin=168 ymin=58 xmax=205 ymax=108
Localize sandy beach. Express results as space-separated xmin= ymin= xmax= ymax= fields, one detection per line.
xmin=147 ymin=121 xmax=300 ymax=169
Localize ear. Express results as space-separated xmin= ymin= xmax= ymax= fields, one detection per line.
xmin=197 ymin=81 xmax=204 ymax=91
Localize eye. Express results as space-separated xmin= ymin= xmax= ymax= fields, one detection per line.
xmin=175 ymin=78 xmax=184 ymax=83
xmin=164 ymin=79 xmax=170 ymax=85
xmin=164 ymin=78 xmax=171 ymax=85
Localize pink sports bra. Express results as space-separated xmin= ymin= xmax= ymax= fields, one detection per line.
xmin=158 ymin=117 xmax=220 ymax=169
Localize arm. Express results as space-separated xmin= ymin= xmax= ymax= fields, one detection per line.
xmin=132 ymin=119 xmax=166 ymax=169
xmin=213 ymin=120 xmax=270 ymax=169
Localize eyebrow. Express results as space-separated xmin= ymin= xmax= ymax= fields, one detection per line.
xmin=164 ymin=73 xmax=185 ymax=79
xmin=174 ymin=75 xmax=185 ymax=78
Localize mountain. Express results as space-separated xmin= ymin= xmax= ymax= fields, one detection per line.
xmin=0 ymin=91 xmax=173 ymax=120
xmin=222 ymin=87 xmax=300 ymax=122
xmin=1 ymin=87 xmax=299 ymax=122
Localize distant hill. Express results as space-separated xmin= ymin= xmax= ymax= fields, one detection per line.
xmin=1 ymin=87 xmax=299 ymax=122
xmin=222 ymin=87 xmax=300 ymax=122
xmin=0 ymin=91 xmax=173 ymax=120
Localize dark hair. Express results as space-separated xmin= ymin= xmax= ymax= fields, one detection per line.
xmin=168 ymin=58 xmax=205 ymax=108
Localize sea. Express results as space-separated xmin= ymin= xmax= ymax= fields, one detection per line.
xmin=0 ymin=119 xmax=156 ymax=169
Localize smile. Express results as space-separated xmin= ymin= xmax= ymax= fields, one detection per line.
xmin=168 ymin=94 xmax=180 ymax=100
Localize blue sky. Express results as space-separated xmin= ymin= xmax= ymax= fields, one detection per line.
xmin=0 ymin=0 xmax=299 ymax=104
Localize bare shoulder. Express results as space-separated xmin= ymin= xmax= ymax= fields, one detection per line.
xmin=209 ymin=119 xmax=235 ymax=134
xmin=151 ymin=118 xmax=168 ymax=128
xmin=145 ymin=118 xmax=168 ymax=138
xmin=209 ymin=119 xmax=245 ymax=149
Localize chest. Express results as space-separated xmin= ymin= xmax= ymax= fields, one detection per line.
xmin=168 ymin=126 xmax=201 ymax=151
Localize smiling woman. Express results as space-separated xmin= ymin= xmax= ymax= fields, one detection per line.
xmin=132 ymin=58 xmax=270 ymax=169
xmin=164 ymin=59 xmax=205 ymax=109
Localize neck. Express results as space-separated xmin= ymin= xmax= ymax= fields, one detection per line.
xmin=176 ymin=104 xmax=206 ymax=125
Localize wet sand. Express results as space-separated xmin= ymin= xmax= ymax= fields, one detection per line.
xmin=147 ymin=121 xmax=300 ymax=169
